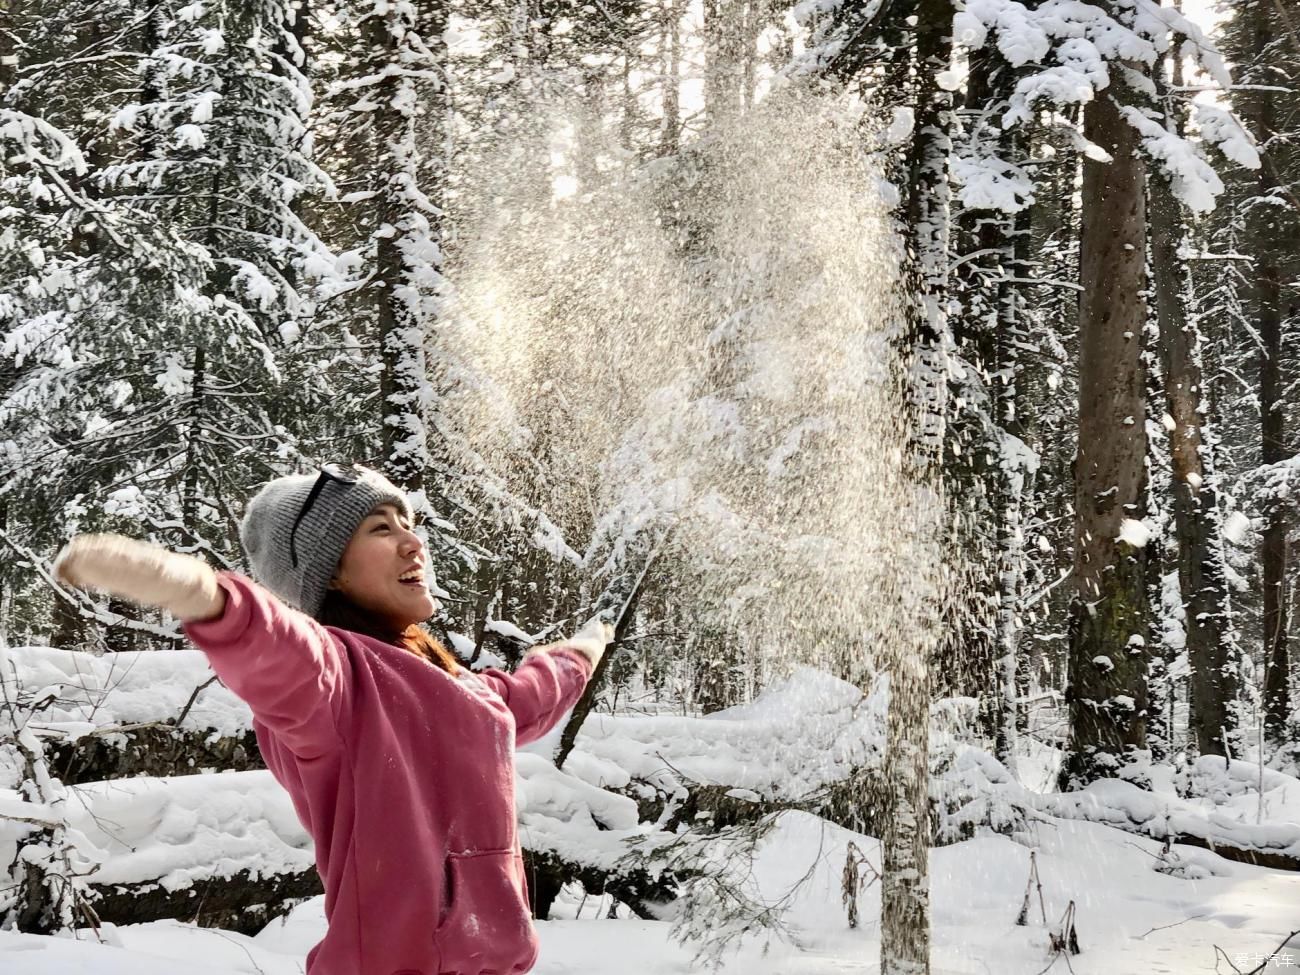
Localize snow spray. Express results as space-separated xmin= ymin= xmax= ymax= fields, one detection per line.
xmin=439 ymin=84 xmax=948 ymax=696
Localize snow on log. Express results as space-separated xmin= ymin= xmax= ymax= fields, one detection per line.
xmin=63 ymin=770 xmax=316 ymax=930
xmin=3 ymin=646 xmax=262 ymax=784
xmin=88 ymin=867 xmax=322 ymax=935
xmin=3 ymin=646 xmax=252 ymax=738
xmin=9 ymin=643 xmax=1300 ymax=942
xmin=516 ymin=752 xmax=682 ymax=917
xmin=44 ymin=724 xmax=263 ymax=786
xmin=1038 ymin=762 xmax=1300 ymax=872
xmin=565 ymin=666 xmax=887 ymax=807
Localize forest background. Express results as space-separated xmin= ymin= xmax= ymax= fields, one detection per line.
xmin=1 ymin=0 xmax=1299 ymax=968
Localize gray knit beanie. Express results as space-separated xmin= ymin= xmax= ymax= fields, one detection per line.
xmin=239 ymin=465 xmax=413 ymax=618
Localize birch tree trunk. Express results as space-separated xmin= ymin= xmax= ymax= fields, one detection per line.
xmin=1060 ymin=62 xmax=1151 ymax=791
xmin=882 ymin=0 xmax=951 ymax=969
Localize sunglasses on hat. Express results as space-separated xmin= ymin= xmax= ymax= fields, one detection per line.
xmin=288 ymin=462 xmax=363 ymax=568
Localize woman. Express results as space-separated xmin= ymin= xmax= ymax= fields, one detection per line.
xmin=54 ymin=464 xmax=611 ymax=975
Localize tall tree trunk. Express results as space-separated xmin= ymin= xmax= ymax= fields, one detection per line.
xmin=367 ymin=0 xmax=447 ymax=498
xmin=183 ymin=344 xmax=207 ymax=536
xmin=1244 ymin=4 xmax=1292 ymax=744
xmin=1142 ymin=326 xmax=1175 ymax=767
xmin=954 ymin=49 xmax=1027 ymax=770
xmin=0 ymin=2 xmax=17 ymax=95
xmin=188 ymin=156 xmax=226 ymax=543
xmin=703 ymin=0 xmax=745 ymax=122
xmin=1060 ymin=64 xmax=1151 ymax=791
xmin=661 ymin=0 xmax=681 ymax=153
xmin=991 ymin=194 xmax=1030 ymax=772
xmin=1259 ymin=237 xmax=1289 ymax=744
xmin=881 ymin=2 xmax=950 ymax=971
xmin=740 ymin=0 xmax=762 ymax=110
xmin=273 ymin=0 xmax=312 ymax=282
xmin=1 ymin=3 xmax=21 ymax=643
xmin=0 ymin=500 xmax=7 ymax=643
xmin=1020 ymin=122 xmax=1078 ymax=735
xmin=620 ymin=50 xmax=633 ymax=154
xmin=1148 ymin=60 xmax=1238 ymax=758
xmin=137 ymin=0 xmax=166 ymax=163
xmin=1010 ymin=201 xmax=1034 ymax=740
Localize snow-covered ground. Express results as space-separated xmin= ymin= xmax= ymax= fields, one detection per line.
xmin=3 ymin=647 xmax=1296 ymax=973
xmin=3 ymin=807 xmax=1296 ymax=974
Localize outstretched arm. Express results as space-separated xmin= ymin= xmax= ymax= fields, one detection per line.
xmin=183 ymin=572 xmax=350 ymax=757
xmin=477 ymin=619 xmax=611 ymax=746
xmin=55 ymin=535 xmax=349 ymax=758
xmin=55 ymin=533 xmax=226 ymax=622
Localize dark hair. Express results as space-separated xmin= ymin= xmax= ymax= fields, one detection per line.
xmin=316 ymin=589 xmax=461 ymax=676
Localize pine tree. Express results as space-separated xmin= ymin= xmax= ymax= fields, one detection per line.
xmin=1 ymin=0 xmax=337 ymax=638
xmin=1060 ymin=46 xmax=1155 ymax=788
xmin=1147 ymin=45 xmax=1244 ymax=758
xmin=1220 ymin=0 xmax=1300 ymax=748
xmin=946 ymin=41 xmax=1041 ymax=769
xmin=947 ymin=0 xmax=1251 ymax=787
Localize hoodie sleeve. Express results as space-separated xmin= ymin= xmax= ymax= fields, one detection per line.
xmin=182 ymin=571 xmax=349 ymax=759
xmin=476 ymin=646 xmax=593 ymax=746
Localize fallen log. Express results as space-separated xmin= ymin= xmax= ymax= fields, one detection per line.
xmin=47 ymin=725 xmax=263 ymax=785
xmin=1157 ymin=831 xmax=1300 ymax=872
xmin=1039 ymin=776 xmax=1300 ymax=874
xmin=87 ymin=867 xmax=322 ymax=935
xmin=80 ymin=849 xmax=682 ymax=933
xmin=525 ymin=848 xmax=681 ymax=920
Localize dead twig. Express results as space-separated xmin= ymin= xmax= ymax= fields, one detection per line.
xmin=1016 ymin=850 xmax=1048 ymax=927
xmin=1215 ymin=929 xmax=1300 ymax=975
xmin=1135 ymin=913 xmax=1208 ymax=940
xmin=174 ymin=674 xmax=221 ymax=728
xmin=1034 ymin=900 xmax=1081 ymax=975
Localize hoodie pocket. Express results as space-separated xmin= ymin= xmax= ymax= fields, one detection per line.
xmin=435 ymin=849 xmax=539 ymax=975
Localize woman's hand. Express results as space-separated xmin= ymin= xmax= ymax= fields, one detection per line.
xmin=54 ymin=533 xmax=226 ymax=622
xmin=533 ymin=615 xmax=614 ymax=669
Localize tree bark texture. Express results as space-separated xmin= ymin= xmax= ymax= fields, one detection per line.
xmin=1242 ymin=1 xmax=1294 ymax=744
xmin=367 ymin=0 xmax=447 ymax=496
xmin=1061 ymin=69 xmax=1151 ymax=790
xmin=1147 ymin=89 xmax=1238 ymax=758
xmin=882 ymin=0 xmax=950 ymax=970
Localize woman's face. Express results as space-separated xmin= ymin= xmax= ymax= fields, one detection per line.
xmin=330 ymin=503 xmax=436 ymax=631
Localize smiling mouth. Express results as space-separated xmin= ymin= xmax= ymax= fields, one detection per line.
xmin=398 ymin=571 xmax=425 ymax=586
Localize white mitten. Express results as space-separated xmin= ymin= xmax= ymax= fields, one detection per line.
xmin=54 ymin=533 xmax=225 ymax=622
xmin=568 ymin=616 xmax=614 ymax=667
xmin=528 ymin=616 xmax=614 ymax=669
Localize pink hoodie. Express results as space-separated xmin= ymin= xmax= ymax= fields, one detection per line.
xmin=183 ymin=572 xmax=593 ymax=975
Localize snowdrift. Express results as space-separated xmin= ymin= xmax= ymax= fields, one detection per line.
xmin=2 ymin=643 xmax=1299 ymax=967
